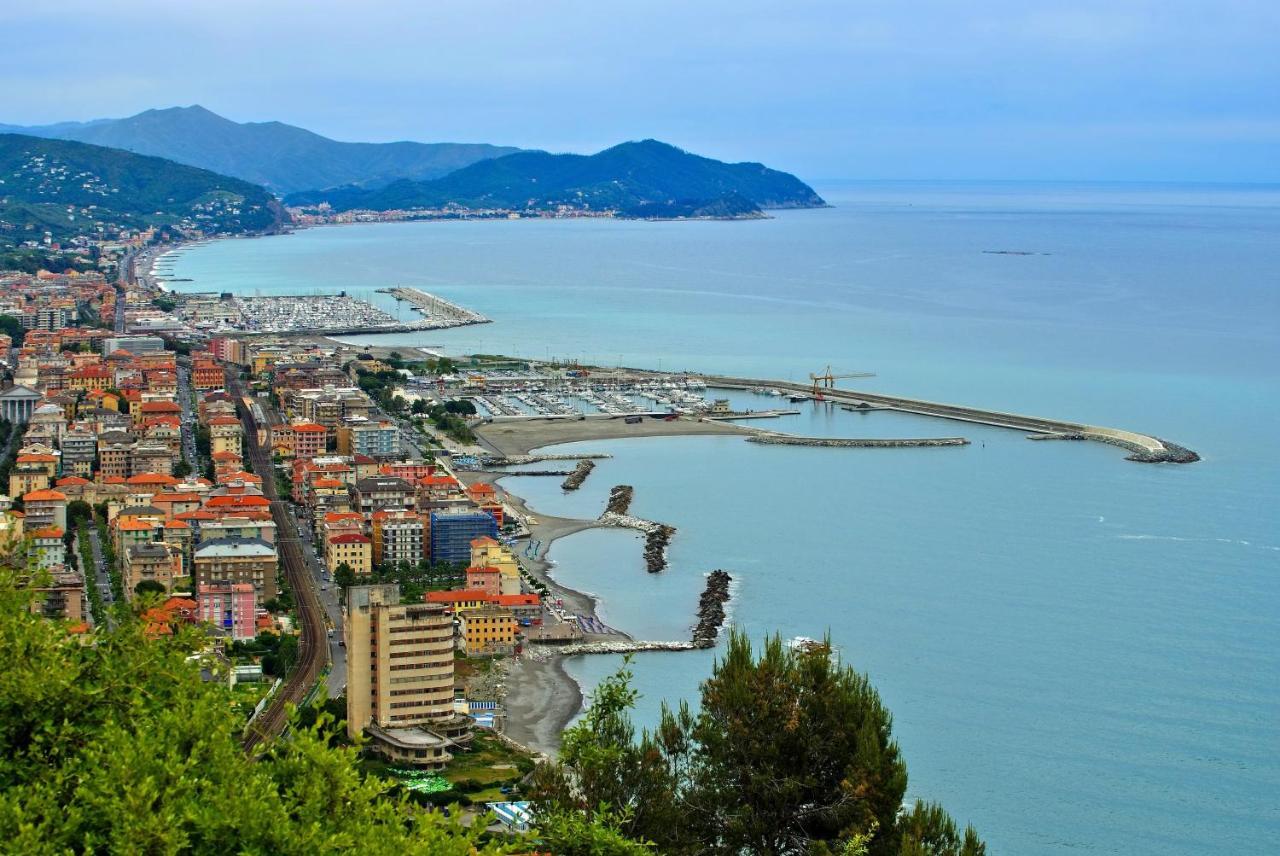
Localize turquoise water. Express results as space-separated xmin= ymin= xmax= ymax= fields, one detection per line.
xmin=170 ymin=183 xmax=1280 ymax=854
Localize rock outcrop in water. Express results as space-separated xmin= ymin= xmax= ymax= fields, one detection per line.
xmin=561 ymin=460 xmax=595 ymax=491
xmin=692 ymin=570 xmax=732 ymax=648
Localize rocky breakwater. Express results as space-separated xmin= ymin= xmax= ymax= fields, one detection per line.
xmin=598 ymin=511 xmax=678 ymax=573
xmin=644 ymin=525 xmax=676 ymax=573
xmin=748 ymin=435 xmax=969 ymax=448
xmin=605 ymin=484 xmax=634 ymax=515
xmin=556 ymin=640 xmax=697 ymax=655
xmin=561 ymin=460 xmax=596 ymax=491
xmin=691 ymin=570 xmax=732 ymax=649
xmin=1029 ymin=432 xmax=1202 ymax=463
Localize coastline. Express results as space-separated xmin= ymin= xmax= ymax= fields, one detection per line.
xmin=454 ymin=464 xmax=622 ymax=754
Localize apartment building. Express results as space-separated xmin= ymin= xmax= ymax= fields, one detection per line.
xmin=345 ymin=584 xmax=471 ymax=765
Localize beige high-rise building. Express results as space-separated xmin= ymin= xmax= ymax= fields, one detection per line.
xmin=345 ymin=584 xmax=472 ymax=765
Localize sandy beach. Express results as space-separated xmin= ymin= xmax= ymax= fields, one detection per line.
xmin=475 ymin=414 xmax=747 ymax=457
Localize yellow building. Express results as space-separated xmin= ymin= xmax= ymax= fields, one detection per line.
xmin=468 ymin=536 xmax=521 ymax=596
xmin=326 ymin=532 xmax=372 ymax=575
xmin=208 ymin=416 xmax=244 ymax=457
xmin=460 ymin=605 xmax=517 ymax=656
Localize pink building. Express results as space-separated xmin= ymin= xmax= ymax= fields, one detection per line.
xmin=197 ymin=581 xmax=258 ymax=641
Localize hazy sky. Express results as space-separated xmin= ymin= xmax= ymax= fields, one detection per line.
xmin=2 ymin=0 xmax=1277 ymax=181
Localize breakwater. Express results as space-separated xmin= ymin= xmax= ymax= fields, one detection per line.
xmin=748 ymin=434 xmax=969 ymax=449
xmin=481 ymin=452 xmax=613 ymax=466
xmin=598 ymin=511 xmax=677 ymax=572
xmin=703 ymin=374 xmax=1199 ymax=463
xmin=644 ymin=525 xmax=676 ymax=573
xmin=692 ymin=570 xmax=733 ymax=648
xmin=556 ymin=640 xmax=697 ymax=655
xmin=605 ymin=485 xmax=634 ymax=515
xmin=561 ymin=460 xmax=595 ymax=491
xmin=1026 ymin=432 xmax=1201 ymax=463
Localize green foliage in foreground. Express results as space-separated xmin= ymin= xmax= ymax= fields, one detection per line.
xmin=533 ymin=631 xmax=986 ymax=856
xmin=0 ymin=569 xmax=517 ymax=855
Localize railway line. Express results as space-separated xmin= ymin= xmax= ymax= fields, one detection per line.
xmin=230 ymin=370 xmax=331 ymax=752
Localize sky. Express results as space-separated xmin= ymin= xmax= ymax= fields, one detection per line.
xmin=1 ymin=0 xmax=1277 ymax=182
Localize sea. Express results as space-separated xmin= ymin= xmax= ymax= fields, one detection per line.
xmin=166 ymin=182 xmax=1280 ymax=854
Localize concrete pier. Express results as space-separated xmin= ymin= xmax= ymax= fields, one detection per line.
xmin=377 ymin=286 xmax=490 ymax=327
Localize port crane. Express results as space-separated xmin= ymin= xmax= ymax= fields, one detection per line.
xmin=810 ymin=365 xmax=876 ymax=400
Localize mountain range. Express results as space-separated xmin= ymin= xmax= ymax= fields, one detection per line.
xmin=1 ymin=106 xmax=826 ymax=220
xmin=0 ymin=106 xmax=521 ymax=195
xmin=0 ymin=133 xmax=285 ymax=247
xmin=287 ymin=140 xmax=826 ymax=217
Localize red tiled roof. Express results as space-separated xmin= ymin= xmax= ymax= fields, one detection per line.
xmin=55 ymin=476 xmax=90 ymax=486
xmin=126 ymin=473 xmax=179 ymax=486
xmin=426 ymin=589 xmax=491 ymax=604
xmin=206 ymin=495 xmax=271 ymax=508
xmin=329 ymin=533 xmax=370 ymax=544
xmin=22 ymin=489 xmax=66 ymax=502
xmin=494 ymin=593 xmax=540 ymax=607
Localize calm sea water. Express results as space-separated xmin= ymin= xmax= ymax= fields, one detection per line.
xmin=170 ymin=183 xmax=1280 ymax=854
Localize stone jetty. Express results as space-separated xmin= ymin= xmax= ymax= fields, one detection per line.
xmin=1028 ymin=432 xmax=1201 ymax=463
xmin=748 ymin=434 xmax=969 ymax=448
xmin=556 ymin=640 xmax=697 ymax=655
xmin=597 ymin=511 xmax=677 ymax=573
xmin=561 ymin=460 xmax=596 ymax=491
xmin=691 ymin=570 xmax=732 ymax=648
xmin=605 ymin=484 xmax=634 ymax=515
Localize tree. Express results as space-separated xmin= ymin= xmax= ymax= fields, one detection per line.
xmin=898 ymin=802 xmax=985 ymax=856
xmin=174 ymin=460 xmax=193 ymax=478
xmin=679 ymin=632 xmax=908 ymax=855
xmin=134 ymin=579 xmax=167 ymax=597
xmin=66 ymin=500 xmax=93 ymax=527
xmin=334 ymin=562 xmax=356 ymax=590
xmin=0 ymin=567 xmax=520 ymax=854
xmin=0 ymin=315 xmax=26 ymax=348
xmin=411 ymin=398 xmax=428 ymax=415
xmin=532 ymin=631 xmax=983 ymax=856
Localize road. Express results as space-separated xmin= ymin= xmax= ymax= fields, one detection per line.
xmin=175 ymin=361 xmax=199 ymax=470
xmin=77 ymin=525 xmax=114 ymax=627
xmin=233 ymin=370 xmax=332 ymax=752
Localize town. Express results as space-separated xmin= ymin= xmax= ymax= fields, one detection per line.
xmin=0 ymin=263 xmax=609 ymax=809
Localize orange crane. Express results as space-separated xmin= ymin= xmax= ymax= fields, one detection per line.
xmin=809 ymin=365 xmax=875 ymax=400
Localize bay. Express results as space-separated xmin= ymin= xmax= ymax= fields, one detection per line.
xmin=169 ymin=182 xmax=1280 ymax=854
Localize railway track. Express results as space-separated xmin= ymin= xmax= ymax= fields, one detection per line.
xmin=230 ymin=371 xmax=331 ymax=753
